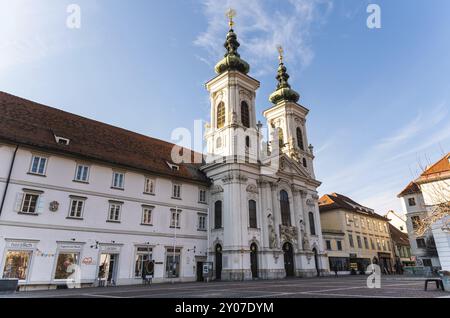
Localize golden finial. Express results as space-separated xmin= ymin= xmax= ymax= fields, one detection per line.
xmin=277 ymin=45 xmax=284 ymax=63
xmin=226 ymin=8 xmax=236 ymax=29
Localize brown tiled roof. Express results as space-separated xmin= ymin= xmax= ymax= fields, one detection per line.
xmin=0 ymin=91 xmax=208 ymax=184
xmin=397 ymin=181 xmax=421 ymax=197
xmin=318 ymin=192 xmax=389 ymax=221
xmin=416 ymin=152 xmax=450 ymax=184
xmin=389 ymin=223 xmax=410 ymax=246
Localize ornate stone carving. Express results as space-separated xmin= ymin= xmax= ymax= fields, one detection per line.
xmin=299 ymin=221 xmax=311 ymax=251
xmin=246 ymin=184 xmax=258 ymax=194
xmin=211 ymin=185 xmax=224 ymax=194
xmin=306 ymin=198 xmax=315 ymax=207
xmin=267 ymin=211 xmax=279 ymax=249
xmin=279 ymin=224 xmax=298 ymax=245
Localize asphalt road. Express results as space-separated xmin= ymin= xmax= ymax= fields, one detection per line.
xmin=2 ymin=276 xmax=448 ymax=298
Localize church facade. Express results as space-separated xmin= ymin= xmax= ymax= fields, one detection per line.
xmin=0 ymin=18 xmax=327 ymax=290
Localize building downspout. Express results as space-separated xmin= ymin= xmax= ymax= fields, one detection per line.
xmin=0 ymin=145 xmax=19 ymax=217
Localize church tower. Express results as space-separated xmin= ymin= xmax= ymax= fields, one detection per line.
xmin=202 ymin=11 xmax=329 ymax=281
xmin=264 ymin=47 xmax=316 ymax=179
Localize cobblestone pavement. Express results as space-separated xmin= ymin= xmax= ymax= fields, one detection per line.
xmin=2 ymin=276 xmax=448 ymax=298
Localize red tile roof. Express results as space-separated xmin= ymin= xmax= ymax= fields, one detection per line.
xmin=416 ymin=152 xmax=450 ymax=184
xmin=318 ymin=192 xmax=389 ymax=221
xmin=397 ymin=181 xmax=421 ymax=197
xmin=0 ymin=91 xmax=208 ymax=184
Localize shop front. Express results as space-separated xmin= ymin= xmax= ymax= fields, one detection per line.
xmin=97 ymin=244 xmax=122 ymax=286
xmin=1 ymin=239 xmax=38 ymax=284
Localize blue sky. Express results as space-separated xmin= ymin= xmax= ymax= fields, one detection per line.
xmin=1 ymin=0 xmax=450 ymax=215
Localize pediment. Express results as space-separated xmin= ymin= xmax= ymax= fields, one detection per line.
xmin=278 ymin=154 xmax=311 ymax=179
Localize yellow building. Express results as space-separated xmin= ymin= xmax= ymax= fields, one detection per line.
xmin=319 ymin=193 xmax=394 ymax=274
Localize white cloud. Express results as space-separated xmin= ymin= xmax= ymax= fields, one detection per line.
xmin=194 ymin=0 xmax=333 ymax=75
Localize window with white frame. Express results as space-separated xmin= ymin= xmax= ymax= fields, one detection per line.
xmin=16 ymin=191 xmax=43 ymax=214
xmin=74 ymin=164 xmax=89 ymax=182
xmin=68 ymin=198 xmax=85 ymax=218
xmin=199 ymin=189 xmax=207 ymax=203
xmin=135 ymin=247 xmax=152 ymax=278
xmin=172 ymin=184 xmax=181 ymax=199
xmin=170 ymin=208 xmax=181 ymax=228
xmin=144 ymin=178 xmax=155 ymax=194
xmin=108 ymin=202 xmax=122 ymax=222
xmin=141 ymin=206 xmax=153 ymax=225
xmin=112 ymin=172 xmax=125 ymax=189
xmin=29 ymin=155 xmax=47 ymax=175
xmin=198 ymin=214 xmax=207 ymax=231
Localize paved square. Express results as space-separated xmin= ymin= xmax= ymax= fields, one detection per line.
xmin=2 ymin=276 xmax=448 ymax=298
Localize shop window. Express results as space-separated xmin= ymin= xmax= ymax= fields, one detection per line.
xmin=2 ymin=250 xmax=32 ymax=280
xmin=166 ymin=248 xmax=181 ymax=278
xmin=135 ymin=247 xmax=152 ymax=278
xmin=54 ymin=253 xmax=79 ymax=279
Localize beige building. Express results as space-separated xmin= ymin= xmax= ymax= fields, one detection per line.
xmin=319 ymin=193 xmax=394 ymax=274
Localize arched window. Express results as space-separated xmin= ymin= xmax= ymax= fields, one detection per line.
xmin=309 ymin=212 xmax=316 ymax=235
xmin=296 ymin=127 xmax=304 ymax=150
xmin=214 ymin=201 xmax=222 ymax=229
xmin=241 ymin=101 xmax=250 ymax=128
xmin=278 ymin=128 xmax=284 ymax=149
xmin=249 ymin=200 xmax=257 ymax=228
xmin=280 ymin=190 xmax=291 ymax=226
xmin=303 ymin=158 xmax=307 ymax=168
xmin=217 ymin=102 xmax=225 ymax=128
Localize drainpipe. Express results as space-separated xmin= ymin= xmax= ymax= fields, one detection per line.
xmin=0 ymin=145 xmax=19 ymax=217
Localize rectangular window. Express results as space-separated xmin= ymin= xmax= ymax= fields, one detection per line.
xmin=408 ymin=197 xmax=416 ymax=206
xmin=337 ymin=241 xmax=342 ymax=251
xmin=364 ymin=237 xmax=369 ymax=249
xmin=326 ymin=240 xmax=332 ymax=250
xmin=198 ymin=214 xmax=207 ymax=231
xmin=384 ymin=223 xmax=388 ymax=233
xmin=2 ymin=251 xmax=32 ymax=280
xmin=144 ymin=178 xmax=155 ymax=194
xmin=170 ymin=209 xmax=181 ymax=228
xmin=112 ymin=172 xmax=125 ymax=189
xmin=172 ymin=184 xmax=181 ymax=199
xmin=382 ymin=240 xmax=386 ymax=251
xmin=348 ymin=234 xmax=354 ymax=248
xmin=357 ymin=236 xmax=362 ymax=248
xmin=370 ymin=238 xmax=375 ymax=250
xmin=20 ymin=193 xmax=40 ymax=214
xmin=135 ymin=247 xmax=152 ymax=278
xmin=68 ymin=199 xmax=85 ymax=219
xmin=376 ymin=239 xmax=381 ymax=250
xmin=54 ymin=253 xmax=79 ymax=279
xmin=411 ymin=216 xmax=421 ymax=229
xmin=74 ymin=164 xmax=89 ymax=182
xmin=367 ymin=219 xmax=372 ymax=230
xmin=422 ymin=259 xmax=432 ymax=267
xmin=373 ymin=220 xmax=377 ymax=231
xmin=416 ymin=238 xmax=426 ymax=248
xmin=166 ymin=248 xmax=181 ymax=278
xmin=361 ymin=217 xmax=366 ymax=228
xmin=199 ymin=189 xmax=207 ymax=203
xmin=354 ymin=216 xmax=360 ymax=227
xmin=108 ymin=203 xmax=122 ymax=222
xmin=378 ymin=222 xmax=382 ymax=232
xmin=30 ymin=155 xmax=47 ymax=175
xmin=141 ymin=207 xmax=153 ymax=225
xmin=346 ymin=214 xmax=352 ymax=225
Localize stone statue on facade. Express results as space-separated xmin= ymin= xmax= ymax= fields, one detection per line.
xmin=267 ymin=212 xmax=278 ymax=249
xmin=300 ymin=220 xmax=310 ymax=251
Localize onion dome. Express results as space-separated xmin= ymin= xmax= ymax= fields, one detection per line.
xmin=214 ymin=9 xmax=250 ymax=75
xmin=269 ymin=46 xmax=300 ymax=104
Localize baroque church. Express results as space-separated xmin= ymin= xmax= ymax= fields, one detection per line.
xmin=0 ymin=14 xmax=327 ymax=289
xmin=201 ymin=14 xmax=328 ymax=280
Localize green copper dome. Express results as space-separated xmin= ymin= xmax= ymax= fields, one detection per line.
xmin=269 ymin=59 xmax=300 ymax=104
xmin=214 ymin=28 xmax=250 ymax=75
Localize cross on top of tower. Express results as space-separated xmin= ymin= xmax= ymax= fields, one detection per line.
xmin=277 ymin=45 xmax=284 ymax=64
xmin=226 ymin=8 xmax=236 ymax=29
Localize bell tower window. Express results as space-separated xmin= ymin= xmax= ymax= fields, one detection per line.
xmin=217 ymin=102 xmax=225 ymax=128
xmin=241 ymin=101 xmax=250 ymax=128
xmin=296 ymin=127 xmax=304 ymax=150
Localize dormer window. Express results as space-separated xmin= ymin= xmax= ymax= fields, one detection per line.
xmin=54 ymin=135 xmax=70 ymax=146
xmin=167 ymin=162 xmax=179 ymax=172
